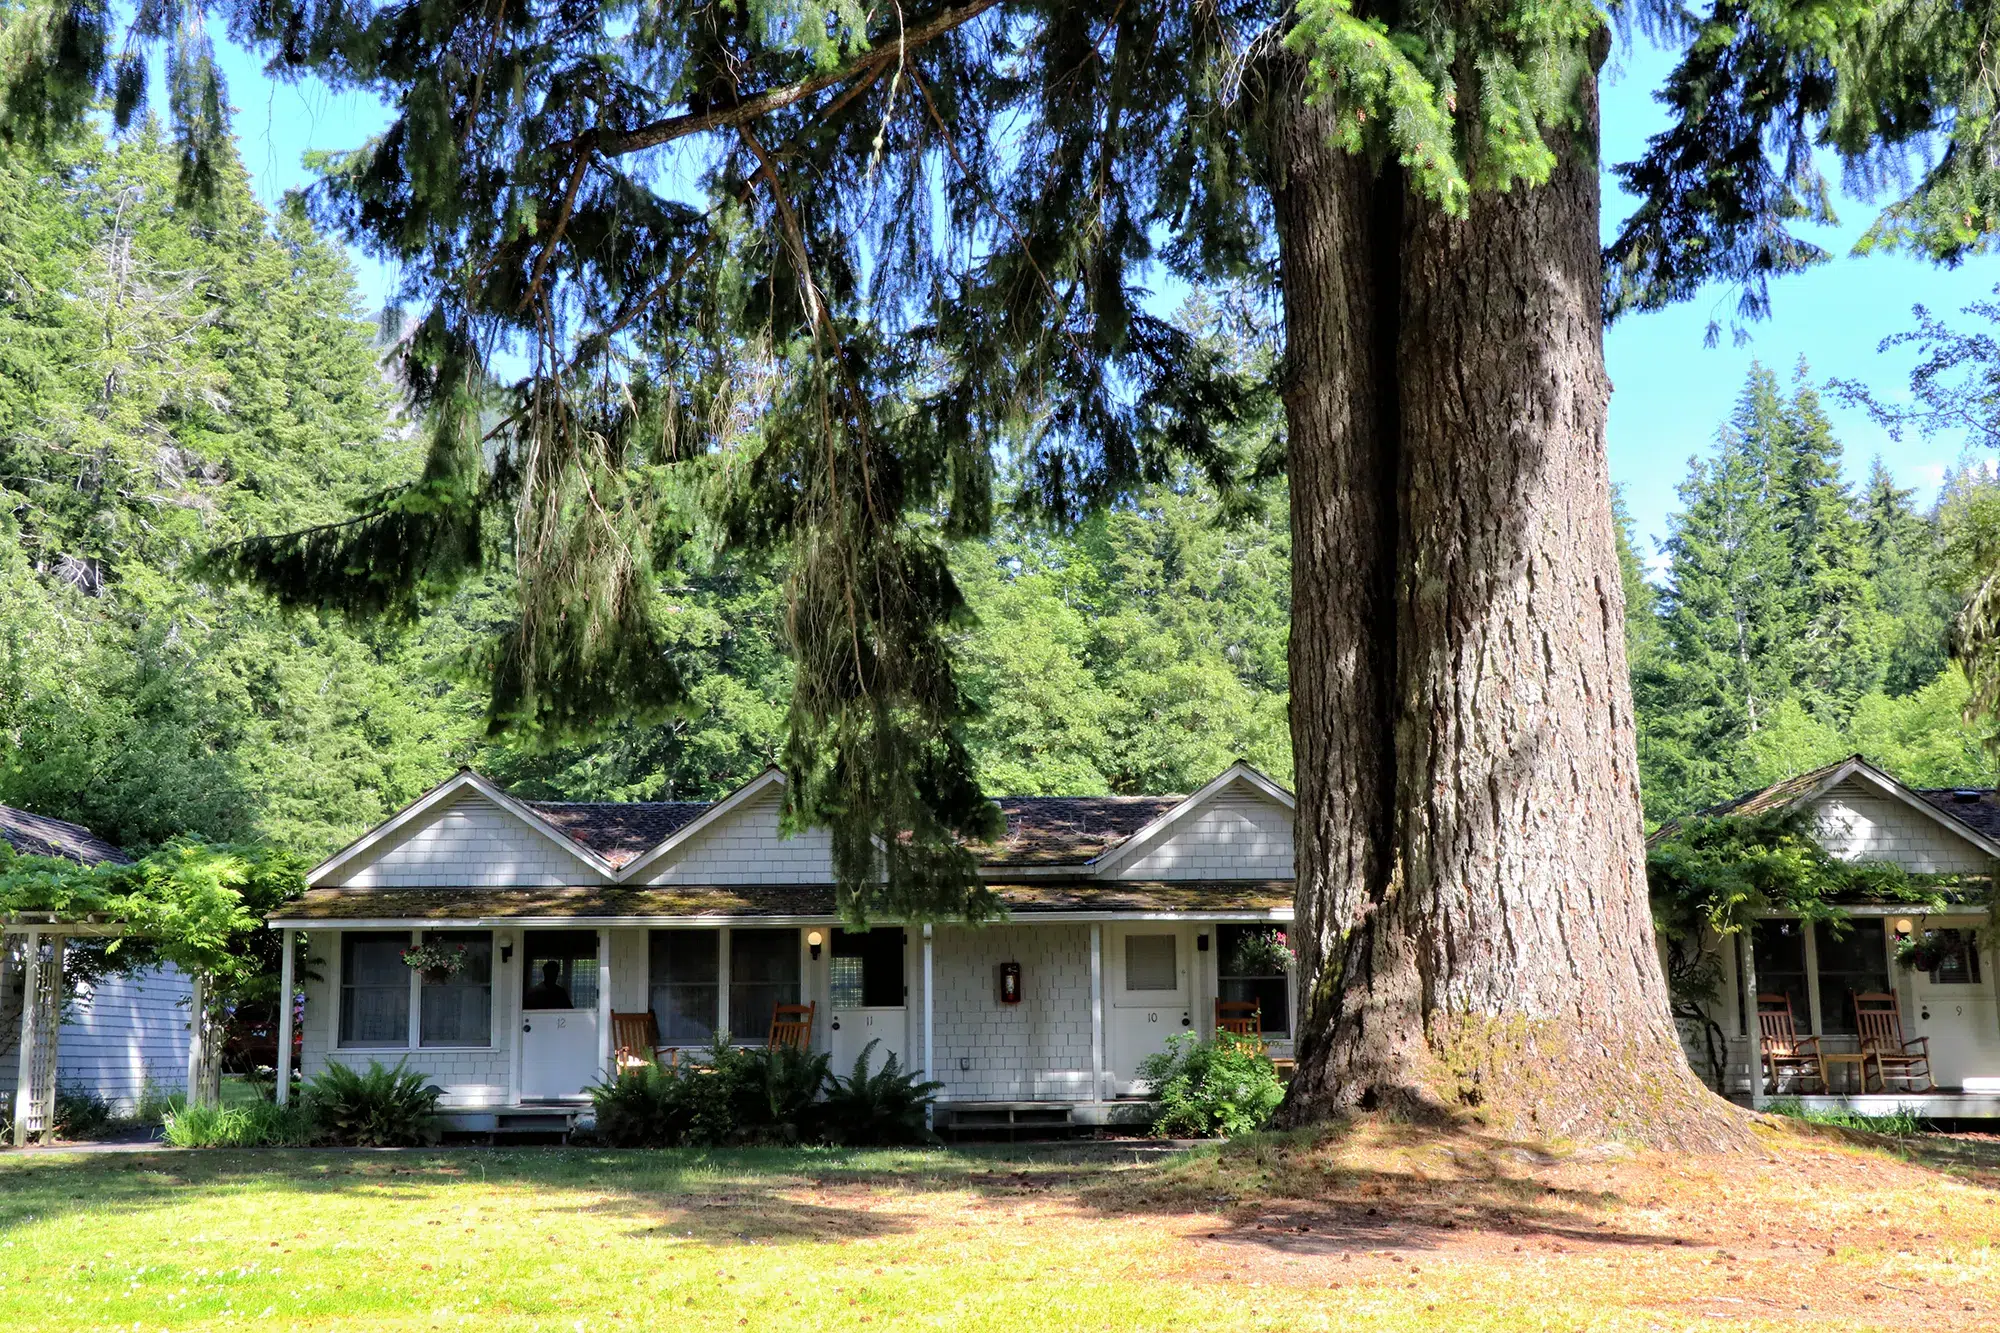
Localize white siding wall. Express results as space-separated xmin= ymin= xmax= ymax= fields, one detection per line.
xmin=639 ymin=790 xmax=836 ymax=885
xmin=0 ymin=965 xmax=192 ymax=1115
xmin=1108 ymin=788 xmax=1294 ymax=881
xmin=331 ymin=793 xmax=606 ymax=888
xmin=922 ymin=924 xmax=1095 ymax=1102
xmin=1811 ymin=779 xmax=1997 ymax=874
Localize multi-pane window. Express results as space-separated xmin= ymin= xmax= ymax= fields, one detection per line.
xmin=1752 ymin=920 xmax=1813 ymax=1034
xmin=1815 ymin=919 xmax=1889 ymax=1036
xmin=1217 ymin=925 xmax=1291 ymax=1037
xmin=649 ymin=930 xmax=719 ymax=1045
xmin=729 ymin=929 xmax=800 ymax=1043
xmin=340 ymin=933 xmax=412 ymax=1047
xmin=341 ymin=931 xmax=495 ymax=1048
xmin=420 ymin=931 xmax=492 ymax=1048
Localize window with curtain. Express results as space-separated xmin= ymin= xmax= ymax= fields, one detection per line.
xmin=340 ymin=933 xmax=411 ymax=1047
xmin=1752 ymin=920 xmax=1812 ymax=1034
xmin=649 ymin=930 xmax=719 ymax=1044
xmin=1929 ymin=928 xmax=1983 ymax=985
xmin=729 ymin=929 xmax=800 ymax=1043
xmin=1125 ymin=935 xmax=1178 ymax=992
xmin=1815 ymin=919 xmax=1889 ymax=1035
xmin=1217 ymin=925 xmax=1290 ymax=1036
xmin=420 ymin=931 xmax=492 ymax=1047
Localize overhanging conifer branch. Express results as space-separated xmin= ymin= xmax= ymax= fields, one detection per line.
xmin=596 ymin=0 xmax=999 ymax=157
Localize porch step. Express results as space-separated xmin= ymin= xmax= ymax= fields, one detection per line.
xmin=940 ymin=1102 xmax=1079 ymax=1142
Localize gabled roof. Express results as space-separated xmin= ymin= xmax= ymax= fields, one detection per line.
xmin=0 ymin=804 xmax=131 ymax=867
xmin=308 ymin=761 xmax=1299 ymax=890
xmin=308 ymin=769 xmax=624 ymax=885
xmin=1090 ymin=761 xmax=1296 ymax=875
xmin=1650 ymin=754 xmax=2000 ymax=861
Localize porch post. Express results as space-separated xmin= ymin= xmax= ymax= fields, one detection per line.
xmin=922 ymin=924 xmax=934 ymax=1130
xmin=716 ymin=927 xmax=731 ymax=1041
xmin=12 ymin=928 xmax=41 ymax=1146
xmin=1740 ymin=928 xmax=1763 ymax=1109
xmin=1089 ymin=924 xmax=1104 ymax=1104
xmin=276 ymin=928 xmax=297 ymax=1107
xmin=596 ymin=928 xmax=612 ymax=1078
xmin=187 ymin=969 xmax=208 ymax=1107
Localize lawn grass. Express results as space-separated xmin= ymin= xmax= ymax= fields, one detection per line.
xmin=3 ymin=1115 xmax=1998 ymax=1331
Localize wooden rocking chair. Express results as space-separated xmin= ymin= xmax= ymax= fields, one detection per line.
xmin=768 ymin=1001 xmax=816 ymax=1052
xmin=610 ymin=1010 xmax=663 ymax=1073
xmin=1854 ymin=991 xmax=1935 ymax=1093
xmin=1216 ymin=999 xmax=1263 ymax=1043
xmin=1756 ymin=993 xmax=1827 ymax=1094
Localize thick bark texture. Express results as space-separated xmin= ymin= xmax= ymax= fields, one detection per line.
xmin=1274 ymin=54 xmax=1742 ymax=1147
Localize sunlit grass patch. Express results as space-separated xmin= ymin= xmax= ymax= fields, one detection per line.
xmin=3 ymin=1122 xmax=1999 ymax=1330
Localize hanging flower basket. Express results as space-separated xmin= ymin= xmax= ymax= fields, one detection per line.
xmin=402 ymin=941 xmax=468 ymax=984
xmin=1228 ymin=929 xmax=1297 ymax=977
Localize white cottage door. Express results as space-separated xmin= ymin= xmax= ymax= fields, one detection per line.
xmin=518 ymin=930 xmax=601 ymax=1101
xmin=828 ymin=928 xmax=907 ymax=1075
xmin=1909 ymin=927 xmax=2000 ymax=1092
xmin=1106 ymin=926 xmax=1193 ymax=1097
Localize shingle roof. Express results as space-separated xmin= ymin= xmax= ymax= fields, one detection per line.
xmin=503 ymin=791 xmax=1187 ymax=869
xmin=0 ymin=804 xmax=131 ymax=867
xmin=273 ymin=878 xmax=1291 ymax=922
xmin=522 ymin=801 xmax=708 ymax=868
xmin=981 ymin=795 xmax=1184 ymax=866
xmin=1916 ymin=788 xmax=2000 ymax=841
xmin=1648 ymin=754 xmax=2000 ymax=852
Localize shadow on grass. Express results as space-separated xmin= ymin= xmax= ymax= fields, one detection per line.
xmin=6 ymin=1112 xmax=1992 ymax=1260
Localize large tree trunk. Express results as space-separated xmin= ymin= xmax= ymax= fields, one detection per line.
xmin=1273 ymin=48 xmax=1741 ymax=1148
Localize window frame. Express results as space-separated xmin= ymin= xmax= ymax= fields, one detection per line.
xmin=336 ymin=928 xmax=499 ymax=1052
xmin=727 ymin=927 xmax=802 ymax=1046
xmin=419 ymin=929 xmax=495 ymax=1049
xmin=648 ymin=928 xmax=721 ymax=1047
xmin=1216 ymin=923 xmax=1293 ymax=1039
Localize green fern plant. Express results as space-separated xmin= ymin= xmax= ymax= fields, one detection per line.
xmin=305 ymin=1061 xmax=442 ymax=1147
xmin=818 ymin=1040 xmax=941 ymax=1146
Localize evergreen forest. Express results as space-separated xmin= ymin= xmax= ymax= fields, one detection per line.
xmin=0 ymin=124 xmax=1291 ymax=860
xmin=2 ymin=123 xmax=1996 ymax=861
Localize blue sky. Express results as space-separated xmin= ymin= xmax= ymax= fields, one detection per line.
xmin=206 ymin=33 xmax=1991 ymax=569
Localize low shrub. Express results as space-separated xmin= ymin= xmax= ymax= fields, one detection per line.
xmin=1139 ymin=1031 xmax=1284 ymax=1138
xmin=589 ymin=1063 xmax=683 ymax=1148
xmin=819 ymin=1041 xmax=941 ymax=1146
xmin=305 ymin=1061 xmax=442 ymax=1147
xmin=52 ymin=1085 xmax=115 ymax=1140
xmin=162 ymin=1099 xmax=316 ymax=1148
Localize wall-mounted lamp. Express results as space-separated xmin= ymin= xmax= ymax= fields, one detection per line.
xmin=1894 ymin=918 xmax=1916 ymax=939
xmin=1196 ymin=933 xmax=1210 ymax=953
xmin=497 ymin=932 xmax=515 ymax=963
xmin=807 ymin=929 xmax=825 ymax=961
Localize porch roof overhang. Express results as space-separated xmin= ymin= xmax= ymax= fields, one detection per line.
xmin=265 ymin=879 xmax=1295 ymax=928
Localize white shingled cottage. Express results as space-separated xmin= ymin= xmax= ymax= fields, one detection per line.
xmin=1661 ymin=755 xmax=2000 ymax=1118
xmin=268 ymin=762 xmax=1298 ymax=1134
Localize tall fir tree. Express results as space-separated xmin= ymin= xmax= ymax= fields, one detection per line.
xmin=1860 ymin=458 xmax=1952 ymax=698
